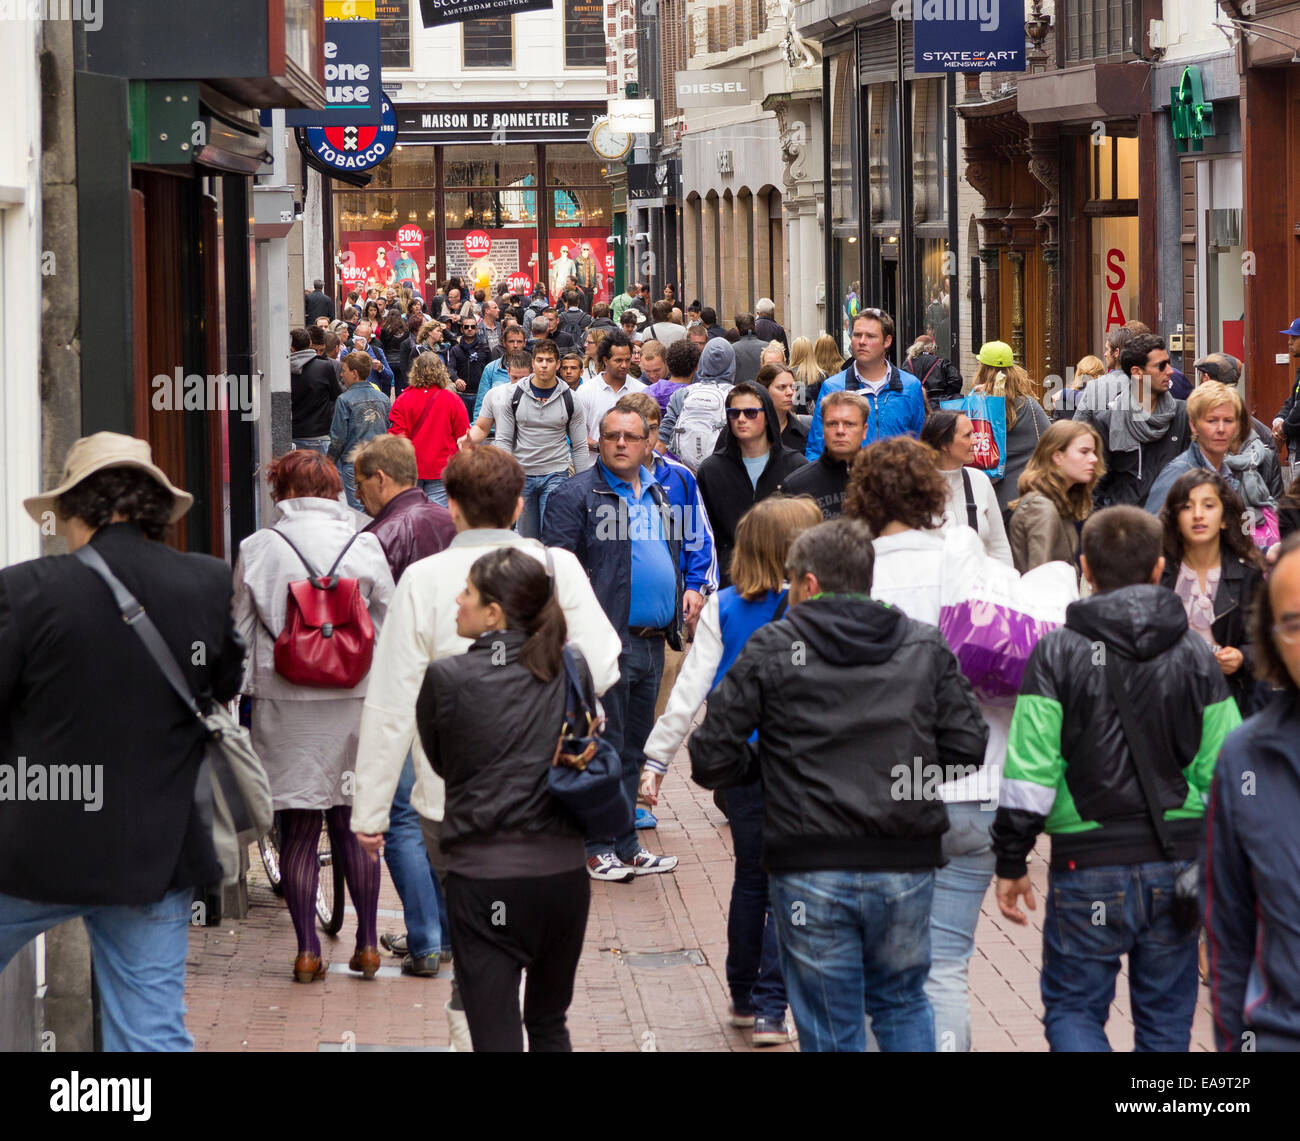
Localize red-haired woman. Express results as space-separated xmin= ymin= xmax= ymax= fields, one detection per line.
xmin=233 ymin=449 xmax=396 ymax=982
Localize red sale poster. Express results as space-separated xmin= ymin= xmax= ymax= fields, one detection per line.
xmin=547 ymin=232 xmax=611 ymax=304
xmin=340 ymin=234 xmax=428 ymax=296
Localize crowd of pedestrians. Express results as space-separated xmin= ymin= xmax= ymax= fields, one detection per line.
xmin=5 ymin=281 xmax=1300 ymax=1057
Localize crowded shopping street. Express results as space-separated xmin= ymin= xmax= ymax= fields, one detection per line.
xmin=0 ymin=0 xmax=1297 ymax=1120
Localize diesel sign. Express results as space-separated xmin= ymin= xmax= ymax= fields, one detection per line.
xmin=673 ymin=68 xmax=753 ymax=108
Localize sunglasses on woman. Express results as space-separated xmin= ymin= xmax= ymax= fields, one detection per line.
xmin=727 ymin=407 xmax=763 ymax=420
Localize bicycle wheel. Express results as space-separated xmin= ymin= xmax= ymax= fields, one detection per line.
xmin=316 ymin=814 xmax=346 ymax=936
xmin=259 ymin=814 xmax=285 ymax=896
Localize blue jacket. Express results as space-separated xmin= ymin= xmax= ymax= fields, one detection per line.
xmin=650 ymin=453 xmax=718 ymax=595
xmin=542 ymin=463 xmax=684 ymax=651
xmin=473 ymin=358 xmax=512 ymax=421
xmin=328 ymin=380 xmax=391 ymax=463
xmin=1206 ymin=691 xmax=1300 ymax=1050
xmin=1143 ymin=443 xmax=1234 ymax=515
xmin=715 ymin=588 xmax=785 ymax=686
xmin=805 ymin=362 xmax=925 ymax=460
xmin=365 ymin=342 xmax=394 ymax=396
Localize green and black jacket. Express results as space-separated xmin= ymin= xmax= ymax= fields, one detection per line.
xmin=991 ymin=584 xmax=1241 ymax=879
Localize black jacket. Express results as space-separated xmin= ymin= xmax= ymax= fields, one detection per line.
xmin=447 ymin=334 xmax=491 ymax=393
xmin=0 ymin=524 xmax=245 ymax=905
xmin=991 ymin=585 xmax=1237 ymax=878
xmin=292 ymin=353 xmax=343 ymax=437
xmin=1091 ymin=402 xmax=1190 ymax=507
xmin=416 ymin=630 xmax=586 ymax=864
xmin=778 ymin=415 xmax=808 ymax=455
xmin=754 ymin=317 xmax=788 ymax=352
xmin=777 ymin=451 xmax=850 ymax=518
xmin=305 ymin=289 xmax=334 ymax=323
xmin=909 ymin=351 xmax=963 ymax=403
xmin=1161 ymin=554 xmax=1264 ymax=716
xmin=558 ymin=308 xmax=592 ymax=342
xmin=690 ymin=597 xmax=988 ymax=872
xmin=696 ymin=384 xmax=808 ymax=583
xmin=1276 ymin=364 xmax=1300 ymax=453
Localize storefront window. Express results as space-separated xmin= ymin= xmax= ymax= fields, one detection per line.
xmin=867 ymin=83 xmax=900 ymax=224
xmin=910 ymin=79 xmax=946 ymax=224
xmin=335 ymin=190 xmax=436 ymax=296
xmin=563 ymin=0 xmax=604 ymax=68
xmin=546 ymin=143 xmax=608 ymax=186
xmin=1201 ymin=157 xmax=1244 ymax=363
xmin=365 ymin=145 xmax=437 ymax=190
xmin=1091 ymin=216 xmax=1139 ymax=347
xmin=918 ymin=237 xmax=951 ymax=348
xmin=444 ymin=144 xmax=536 ymax=188
xmin=1089 ymin=133 xmax=1139 ymax=201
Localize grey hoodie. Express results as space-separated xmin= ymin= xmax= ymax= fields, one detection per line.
xmin=660 ymin=339 xmax=736 ymax=444
xmin=290 ymin=347 xmax=318 ymax=375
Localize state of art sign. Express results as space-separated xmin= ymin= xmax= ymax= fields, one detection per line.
xmin=418 ymin=0 xmax=553 ymax=27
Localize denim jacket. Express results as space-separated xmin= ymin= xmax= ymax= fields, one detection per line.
xmin=542 ymin=464 xmax=684 ymax=651
xmin=328 ymin=381 xmax=392 ymax=463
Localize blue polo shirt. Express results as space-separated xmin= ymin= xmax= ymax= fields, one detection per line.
xmin=598 ymin=461 xmax=677 ymax=630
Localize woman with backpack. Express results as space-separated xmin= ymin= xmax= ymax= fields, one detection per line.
xmin=970 ymin=341 xmax=1051 ymax=516
xmin=643 ymin=495 xmax=823 ymax=1046
xmin=233 ymin=450 xmax=395 ymax=984
xmin=388 ymin=352 xmax=469 ymax=507
xmin=415 ymin=547 xmax=593 ymax=1051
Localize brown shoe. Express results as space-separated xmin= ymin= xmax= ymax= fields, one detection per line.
xmin=293 ymin=952 xmax=326 ymax=983
xmin=349 ymin=945 xmax=381 ymax=979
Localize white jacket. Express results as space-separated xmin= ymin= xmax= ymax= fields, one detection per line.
xmin=232 ymin=497 xmax=395 ymax=702
xmin=350 ymin=528 xmax=622 ymax=833
xmin=938 ymin=465 xmax=1013 ymax=566
xmin=642 ymin=592 xmax=725 ymax=773
xmin=871 ymin=526 xmax=1009 ymax=806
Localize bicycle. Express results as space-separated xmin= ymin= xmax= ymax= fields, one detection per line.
xmin=258 ymin=811 xmax=345 ymax=936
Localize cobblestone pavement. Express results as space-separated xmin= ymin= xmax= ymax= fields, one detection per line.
xmin=185 ymin=759 xmax=1216 ymax=1052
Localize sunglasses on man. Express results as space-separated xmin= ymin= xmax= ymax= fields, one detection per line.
xmin=727 ymin=407 xmax=763 ymax=420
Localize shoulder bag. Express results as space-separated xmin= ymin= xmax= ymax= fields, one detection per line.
xmin=75 ymin=545 xmax=273 ymax=907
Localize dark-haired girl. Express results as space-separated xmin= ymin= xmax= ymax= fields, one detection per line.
xmin=1158 ymin=470 xmax=1264 ymax=716
xmin=415 ymin=547 xmax=591 ymax=1051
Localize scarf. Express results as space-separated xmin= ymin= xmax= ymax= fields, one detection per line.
xmin=1106 ymin=383 xmax=1177 ymax=453
xmin=1223 ymin=438 xmax=1277 ymax=511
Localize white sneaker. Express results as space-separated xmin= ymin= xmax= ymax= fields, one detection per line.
xmin=587 ymin=852 xmax=635 ymax=882
xmin=446 ymin=999 xmax=473 ymax=1053
xmin=629 ymin=848 xmax=678 ymax=875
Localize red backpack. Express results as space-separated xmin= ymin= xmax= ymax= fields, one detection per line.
xmin=271 ymin=530 xmax=375 ymax=689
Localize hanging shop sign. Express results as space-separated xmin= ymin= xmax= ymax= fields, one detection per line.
xmin=398 ymin=103 xmax=603 ymax=144
xmin=912 ymin=0 xmax=1025 ymax=73
xmin=1170 ymin=66 xmax=1216 ymax=154
xmin=418 ymin=0 xmax=553 ymax=28
xmin=283 ymin=19 xmax=383 ymax=127
xmin=673 ymin=68 xmax=751 ymax=108
xmin=297 ymin=95 xmax=398 ymax=173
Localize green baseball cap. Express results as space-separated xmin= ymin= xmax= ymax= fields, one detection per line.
xmin=977 ymin=341 xmax=1014 ymax=368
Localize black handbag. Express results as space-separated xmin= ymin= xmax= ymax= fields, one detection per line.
xmin=548 ymin=648 xmax=634 ymax=838
xmin=1104 ymin=650 xmax=1201 ymax=934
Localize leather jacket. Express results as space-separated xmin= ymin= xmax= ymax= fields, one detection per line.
xmin=362 ymin=487 xmax=457 ymax=583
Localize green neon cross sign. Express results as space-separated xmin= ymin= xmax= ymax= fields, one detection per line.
xmin=1171 ymin=66 xmax=1216 ymax=154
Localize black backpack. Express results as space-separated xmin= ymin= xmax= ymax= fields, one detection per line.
xmin=508 ymin=384 xmax=577 ymax=450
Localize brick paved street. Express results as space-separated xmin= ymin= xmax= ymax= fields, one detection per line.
xmin=185 ymin=745 xmax=1218 ymax=1052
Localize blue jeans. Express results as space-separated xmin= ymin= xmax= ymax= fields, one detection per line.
xmin=518 ymin=471 xmax=569 ymax=539
xmin=292 ymin=435 xmax=330 ymax=455
xmin=1041 ymin=860 xmax=1199 ymax=1052
xmin=339 ymin=460 xmax=361 ymax=510
xmin=723 ymin=782 xmax=786 ymax=1021
xmin=383 ymin=754 xmax=443 ymax=960
xmin=419 ymin=478 xmax=447 ymax=506
xmin=0 ymin=887 xmax=194 ymax=1051
xmin=925 ymin=801 xmax=995 ymax=1052
xmin=769 ymin=869 xmax=935 ymax=1052
xmin=585 ymin=633 xmax=664 ymax=862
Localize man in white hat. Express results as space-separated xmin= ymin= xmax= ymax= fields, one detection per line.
xmin=0 ymin=433 xmax=245 ymax=1050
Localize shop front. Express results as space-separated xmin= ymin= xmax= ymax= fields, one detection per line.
xmin=331 ymin=103 xmax=617 ymax=304
xmin=817 ymin=19 xmax=957 ymax=361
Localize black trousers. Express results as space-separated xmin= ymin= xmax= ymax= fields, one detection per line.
xmin=444 ymin=867 xmax=590 ymax=1052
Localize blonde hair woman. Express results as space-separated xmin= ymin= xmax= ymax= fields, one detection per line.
xmin=971 ymin=341 xmax=1051 ymax=514
xmin=1049 ymin=354 xmax=1106 ymax=420
xmin=788 ymin=336 xmax=824 ymax=413
xmin=1007 ymin=420 xmax=1105 ymax=576
xmin=1144 ymin=380 xmax=1280 ymax=544
xmin=813 ymin=334 xmax=844 ymax=381
xmin=388 ymin=351 xmax=468 ymax=505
